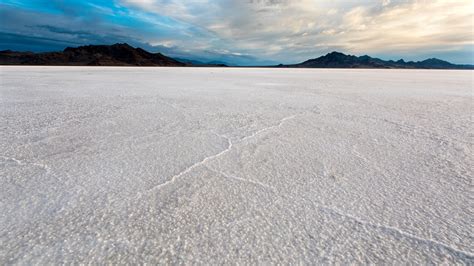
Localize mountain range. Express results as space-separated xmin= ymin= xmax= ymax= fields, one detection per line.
xmin=1 ymin=43 xmax=472 ymax=69
xmin=278 ymin=51 xmax=473 ymax=69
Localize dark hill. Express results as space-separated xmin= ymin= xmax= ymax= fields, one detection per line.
xmin=0 ymin=43 xmax=186 ymax=66
xmin=280 ymin=51 xmax=473 ymax=69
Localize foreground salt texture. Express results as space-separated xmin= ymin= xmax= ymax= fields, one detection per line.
xmin=0 ymin=66 xmax=472 ymax=264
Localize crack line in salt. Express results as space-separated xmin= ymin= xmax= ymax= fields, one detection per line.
xmin=239 ymin=114 xmax=298 ymax=143
xmin=312 ymin=202 xmax=474 ymax=258
xmin=144 ymin=131 xmax=233 ymax=194
xmin=141 ymin=112 xmax=300 ymax=196
xmin=206 ymin=165 xmax=275 ymax=191
xmin=1 ymin=155 xmax=50 ymax=172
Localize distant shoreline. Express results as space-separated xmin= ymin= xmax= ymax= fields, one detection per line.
xmin=1 ymin=65 xmax=472 ymax=71
xmin=1 ymin=43 xmax=473 ymax=70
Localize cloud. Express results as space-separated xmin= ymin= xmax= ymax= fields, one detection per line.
xmin=1 ymin=0 xmax=473 ymax=64
xmin=121 ymin=0 xmax=474 ymax=63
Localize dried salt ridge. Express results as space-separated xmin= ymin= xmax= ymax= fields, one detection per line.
xmin=0 ymin=66 xmax=473 ymax=264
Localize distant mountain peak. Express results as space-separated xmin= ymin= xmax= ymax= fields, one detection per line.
xmin=326 ymin=51 xmax=346 ymax=56
xmin=112 ymin=42 xmax=132 ymax=47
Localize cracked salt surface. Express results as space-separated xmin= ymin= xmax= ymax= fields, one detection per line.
xmin=0 ymin=66 xmax=473 ymax=264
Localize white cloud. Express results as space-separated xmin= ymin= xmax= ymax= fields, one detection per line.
xmin=121 ymin=0 xmax=474 ymax=63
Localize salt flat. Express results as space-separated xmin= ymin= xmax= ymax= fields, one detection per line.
xmin=0 ymin=66 xmax=472 ymax=264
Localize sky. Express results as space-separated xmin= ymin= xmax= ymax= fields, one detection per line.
xmin=1 ymin=0 xmax=473 ymax=65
